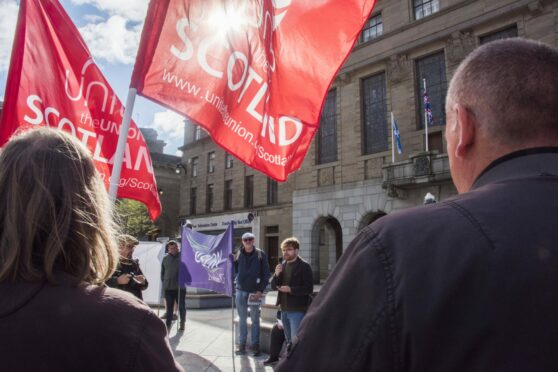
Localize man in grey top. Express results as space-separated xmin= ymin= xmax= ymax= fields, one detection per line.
xmin=161 ymin=240 xmax=186 ymax=332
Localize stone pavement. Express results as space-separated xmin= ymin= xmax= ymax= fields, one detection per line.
xmin=161 ymin=307 xmax=275 ymax=372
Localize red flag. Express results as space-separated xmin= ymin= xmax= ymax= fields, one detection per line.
xmin=0 ymin=0 xmax=162 ymax=220
xmin=132 ymin=0 xmax=376 ymax=181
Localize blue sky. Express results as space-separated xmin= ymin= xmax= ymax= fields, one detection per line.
xmin=0 ymin=0 xmax=185 ymax=156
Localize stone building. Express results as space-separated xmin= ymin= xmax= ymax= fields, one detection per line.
xmin=179 ymin=0 xmax=557 ymax=282
xmin=179 ymin=120 xmax=294 ymax=270
xmin=141 ymin=128 xmax=182 ymax=238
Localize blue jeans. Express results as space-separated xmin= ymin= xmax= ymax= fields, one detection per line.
xmin=236 ymin=290 xmax=260 ymax=347
xmin=281 ymin=311 xmax=305 ymax=343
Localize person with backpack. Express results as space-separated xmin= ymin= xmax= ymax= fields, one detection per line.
xmin=234 ymin=232 xmax=271 ymax=356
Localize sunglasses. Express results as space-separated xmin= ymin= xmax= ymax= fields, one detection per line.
xmin=243 ymin=238 xmax=254 ymax=242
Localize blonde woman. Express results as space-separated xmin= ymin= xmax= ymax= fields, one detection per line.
xmin=0 ymin=128 xmax=182 ymax=371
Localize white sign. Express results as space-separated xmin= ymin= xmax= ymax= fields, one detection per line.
xmin=189 ymin=212 xmax=252 ymax=231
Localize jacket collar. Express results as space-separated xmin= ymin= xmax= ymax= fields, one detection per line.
xmin=472 ymin=147 xmax=558 ymax=190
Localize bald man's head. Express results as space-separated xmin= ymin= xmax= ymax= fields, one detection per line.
xmin=445 ymin=38 xmax=558 ymax=193
xmin=447 ymin=38 xmax=558 ymax=149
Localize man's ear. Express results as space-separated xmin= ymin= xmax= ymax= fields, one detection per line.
xmin=454 ymin=104 xmax=476 ymax=158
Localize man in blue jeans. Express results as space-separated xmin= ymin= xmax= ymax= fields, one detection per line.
xmin=270 ymin=237 xmax=313 ymax=347
xmin=234 ymin=232 xmax=271 ymax=356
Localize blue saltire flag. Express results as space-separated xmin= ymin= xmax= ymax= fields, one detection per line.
xmin=392 ymin=114 xmax=403 ymax=154
xmin=179 ymin=222 xmax=234 ymax=297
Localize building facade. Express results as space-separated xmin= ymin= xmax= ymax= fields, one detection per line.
xmin=179 ymin=119 xmax=295 ymax=270
xmin=141 ymin=128 xmax=182 ymax=238
xmin=179 ymin=0 xmax=558 ymax=282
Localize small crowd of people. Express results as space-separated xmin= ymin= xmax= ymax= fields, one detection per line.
xmin=1 ymin=38 xmax=558 ymax=371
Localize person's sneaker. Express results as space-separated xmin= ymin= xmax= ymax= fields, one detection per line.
xmin=252 ymin=347 xmax=261 ymax=357
xmin=263 ymin=357 xmax=278 ymax=366
xmin=178 ymin=323 xmax=185 ymax=331
xmin=172 ymin=314 xmax=178 ymax=321
xmin=235 ymin=345 xmax=246 ymax=355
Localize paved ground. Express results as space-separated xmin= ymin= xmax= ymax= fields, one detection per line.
xmin=161 ymin=307 xmax=275 ymax=372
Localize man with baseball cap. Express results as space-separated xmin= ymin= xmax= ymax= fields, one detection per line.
xmin=234 ymin=232 xmax=271 ymax=356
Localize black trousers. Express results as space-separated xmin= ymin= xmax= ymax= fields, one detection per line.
xmin=165 ymin=289 xmax=186 ymax=327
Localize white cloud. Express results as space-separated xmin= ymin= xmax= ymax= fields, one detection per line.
xmin=78 ymin=15 xmax=142 ymax=64
xmin=149 ymin=110 xmax=186 ymax=156
xmin=83 ymin=13 xmax=105 ymax=23
xmin=70 ymin=0 xmax=148 ymax=22
xmin=0 ymin=0 xmax=19 ymax=72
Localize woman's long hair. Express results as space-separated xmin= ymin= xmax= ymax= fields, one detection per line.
xmin=0 ymin=128 xmax=118 ymax=285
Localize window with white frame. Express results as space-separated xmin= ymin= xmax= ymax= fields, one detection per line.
xmin=225 ymin=152 xmax=234 ymax=169
xmin=414 ymin=0 xmax=439 ymax=20
xmin=191 ymin=157 xmax=198 ymax=177
xmin=207 ymin=151 xmax=215 ymax=173
xmin=361 ymin=14 xmax=383 ymax=43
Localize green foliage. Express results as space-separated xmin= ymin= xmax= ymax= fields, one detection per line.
xmin=114 ymin=199 xmax=156 ymax=239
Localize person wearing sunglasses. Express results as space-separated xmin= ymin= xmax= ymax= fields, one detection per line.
xmin=234 ymin=232 xmax=271 ymax=356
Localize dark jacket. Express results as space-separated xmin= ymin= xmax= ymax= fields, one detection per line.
xmin=234 ymin=247 xmax=271 ymax=293
xmin=106 ymin=257 xmax=148 ymax=299
xmin=161 ymin=253 xmax=184 ymax=291
xmin=277 ymin=149 xmax=558 ymax=372
xmin=0 ymin=272 xmax=182 ymax=372
xmin=270 ymin=256 xmax=313 ymax=310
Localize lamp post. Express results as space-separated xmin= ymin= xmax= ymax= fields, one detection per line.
xmin=175 ymin=163 xmax=187 ymax=175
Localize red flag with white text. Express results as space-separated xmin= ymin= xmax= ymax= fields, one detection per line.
xmin=131 ymin=0 xmax=376 ymax=181
xmin=0 ymin=0 xmax=161 ymax=219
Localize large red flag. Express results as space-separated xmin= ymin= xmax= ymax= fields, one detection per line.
xmin=0 ymin=0 xmax=161 ymax=220
xmin=132 ymin=0 xmax=376 ymax=181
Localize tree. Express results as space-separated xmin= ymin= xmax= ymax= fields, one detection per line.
xmin=114 ymin=199 xmax=157 ymax=239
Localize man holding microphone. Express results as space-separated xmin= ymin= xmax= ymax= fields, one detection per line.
xmin=270 ymin=237 xmax=314 ymax=350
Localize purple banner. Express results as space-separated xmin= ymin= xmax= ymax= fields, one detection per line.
xmin=179 ymin=223 xmax=233 ymax=297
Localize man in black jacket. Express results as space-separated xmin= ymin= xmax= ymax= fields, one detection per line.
xmin=234 ymin=232 xmax=271 ymax=356
xmin=106 ymin=234 xmax=148 ymax=300
xmin=277 ymin=38 xmax=558 ymax=372
xmin=270 ymin=237 xmax=313 ymax=352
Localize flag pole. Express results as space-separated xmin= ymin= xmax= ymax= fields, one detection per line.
xmin=108 ymin=87 xmax=138 ymax=202
xmin=423 ymin=79 xmax=429 ymax=152
xmin=391 ymin=112 xmax=395 ymax=163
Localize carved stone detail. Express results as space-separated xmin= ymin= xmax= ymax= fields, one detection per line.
xmin=446 ymin=31 xmax=476 ymax=65
xmin=318 ymin=167 xmax=335 ymax=186
xmin=387 ymin=54 xmax=411 ymax=84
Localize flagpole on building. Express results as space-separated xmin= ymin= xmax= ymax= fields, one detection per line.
xmin=423 ymin=79 xmax=429 ymax=152
xmin=391 ymin=112 xmax=396 ymax=163
xmin=108 ymin=87 xmax=138 ymax=202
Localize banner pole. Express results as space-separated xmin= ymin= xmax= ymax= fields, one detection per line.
xmin=108 ymin=87 xmax=138 ymax=203
xmin=232 ymin=292 xmax=236 ymax=372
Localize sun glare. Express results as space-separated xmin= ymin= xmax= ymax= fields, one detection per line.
xmin=208 ymin=6 xmax=248 ymax=37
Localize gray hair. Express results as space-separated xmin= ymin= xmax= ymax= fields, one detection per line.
xmin=447 ymin=38 xmax=558 ymax=147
